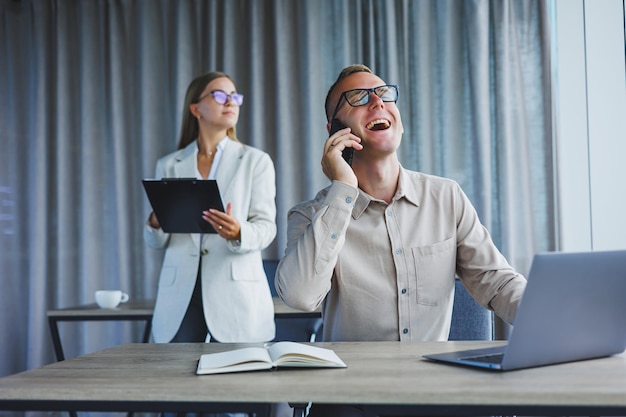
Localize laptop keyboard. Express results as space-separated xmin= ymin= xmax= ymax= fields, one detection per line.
xmin=465 ymin=353 xmax=504 ymax=364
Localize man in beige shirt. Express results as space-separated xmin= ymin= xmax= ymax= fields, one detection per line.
xmin=276 ymin=64 xmax=527 ymax=348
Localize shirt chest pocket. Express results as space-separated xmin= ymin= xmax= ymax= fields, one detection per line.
xmin=411 ymin=237 xmax=456 ymax=306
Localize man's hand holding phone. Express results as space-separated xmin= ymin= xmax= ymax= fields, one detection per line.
xmin=329 ymin=119 xmax=355 ymax=165
xmin=323 ymin=119 xmax=362 ymax=186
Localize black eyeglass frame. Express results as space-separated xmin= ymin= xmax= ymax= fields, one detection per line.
xmin=196 ymin=90 xmax=244 ymax=106
xmin=329 ymin=84 xmax=399 ymax=122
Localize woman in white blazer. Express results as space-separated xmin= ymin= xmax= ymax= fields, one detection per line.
xmin=144 ymin=72 xmax=276 ymax=343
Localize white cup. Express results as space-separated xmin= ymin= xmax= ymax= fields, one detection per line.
xmin=95 ymin=290 xmax=129 ymax=309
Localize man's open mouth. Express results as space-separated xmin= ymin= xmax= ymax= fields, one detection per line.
xmin=366 ymin=119 xmax=391 ymax=131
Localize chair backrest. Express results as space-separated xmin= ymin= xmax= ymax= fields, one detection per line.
xmin=264 ymin=261 xmax=493 ymax=341
xmin=263 ymin=259 xmax=323 ymax=342
xmin=449 ymin=278 xmax=494 ymax=340
xmin=263 ymin=259 xmax=279 ymax=297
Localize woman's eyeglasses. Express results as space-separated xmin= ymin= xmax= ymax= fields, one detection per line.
xmin=330 ymin=85 xmax=398 ymax=120
xmin=197 ymin=90 xmax=244 ymax=106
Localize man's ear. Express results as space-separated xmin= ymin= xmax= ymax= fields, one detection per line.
xmin=326 ymin=122 xmax=332 ymax=134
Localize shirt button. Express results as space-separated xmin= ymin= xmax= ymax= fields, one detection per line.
xmin=331 ymin=233 xmax=338 ymax=240
xmin=346 ymin=197 xmax=353 ymax=204
xmin=387 ymin=209 xmax=393 ymax=216
xmin=201 ymin=249 xmax=208 ymax=255
xmin=403 ymin=328 xmax=408 ymax=334
xmin=401 ymin=288 xmax=407 ymax=294
xmin=395 ymin=248 xmax=402 ymax=255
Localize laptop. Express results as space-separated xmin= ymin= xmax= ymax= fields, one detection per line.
xmin=423 ymin=250 xmax=626 ymax=371
xmin=142 ymin=178 xmax=225 ymax=233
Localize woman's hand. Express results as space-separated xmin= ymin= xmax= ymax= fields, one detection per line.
xmin=148 ymin=212 xmax=161 ymax=229
xmin=202 ymin=202 xmax=241 ymax=240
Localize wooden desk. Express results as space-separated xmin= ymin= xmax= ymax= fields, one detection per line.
xmin=1 ymin=341 xmax=626 ymax=416
xmin=47 ymin=298 xmax=321 ymax=361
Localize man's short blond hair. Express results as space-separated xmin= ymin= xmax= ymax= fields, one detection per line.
xmin=324 ymin=64 xmax=373 ymax=121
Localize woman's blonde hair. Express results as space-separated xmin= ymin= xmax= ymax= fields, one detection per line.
xmin=177 ymin=71 xmax=240 ymax=150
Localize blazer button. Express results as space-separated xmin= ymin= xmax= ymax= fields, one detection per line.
xmin=201 ymin=249 xmax=208 ymax=256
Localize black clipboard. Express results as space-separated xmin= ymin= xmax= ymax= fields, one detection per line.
xmin=142 ymin=178 xmax=225 ymax=233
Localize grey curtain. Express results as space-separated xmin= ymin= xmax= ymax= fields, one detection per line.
xmin=0 ymin=0 xmax=553 ymax=378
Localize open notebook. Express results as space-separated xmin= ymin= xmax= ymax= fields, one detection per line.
xmin=424 ymin=250 xmax=626 ymax=371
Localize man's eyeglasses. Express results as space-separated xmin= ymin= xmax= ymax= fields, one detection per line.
xmin=330 ymin=84 xmax=398 ymax=120
xmin=197 ymin=90 xmax=244 ymax=106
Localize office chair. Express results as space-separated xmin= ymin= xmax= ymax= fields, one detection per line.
xmin=263 ymin=260 xmax=324 ymax=343
xmin=449 ymin=278 xmax=494 ymax=340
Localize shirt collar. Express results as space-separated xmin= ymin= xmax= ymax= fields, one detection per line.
xmin=351 ymin=166 xmax=421 ymax=219
xmin=396 ymin=167 xmax=421 ymax=207
xmin=194 ymin=136 xmax=229 ymax=155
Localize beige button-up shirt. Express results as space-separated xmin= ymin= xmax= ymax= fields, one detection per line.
xmin=276 ymin=168 xmax=526 ymax=342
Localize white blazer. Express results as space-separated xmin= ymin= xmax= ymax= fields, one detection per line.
xmin=144 ymin=140 xmax=277 ymax=343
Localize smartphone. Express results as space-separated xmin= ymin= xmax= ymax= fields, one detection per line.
xmin=329 ymin=118 xmax=354 ymax=166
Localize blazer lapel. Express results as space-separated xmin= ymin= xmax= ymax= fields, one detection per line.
xmin=173 ymin=142 xmax=198 ymax=179
xmin=215 ymin=141 xmax=244 ymax=201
